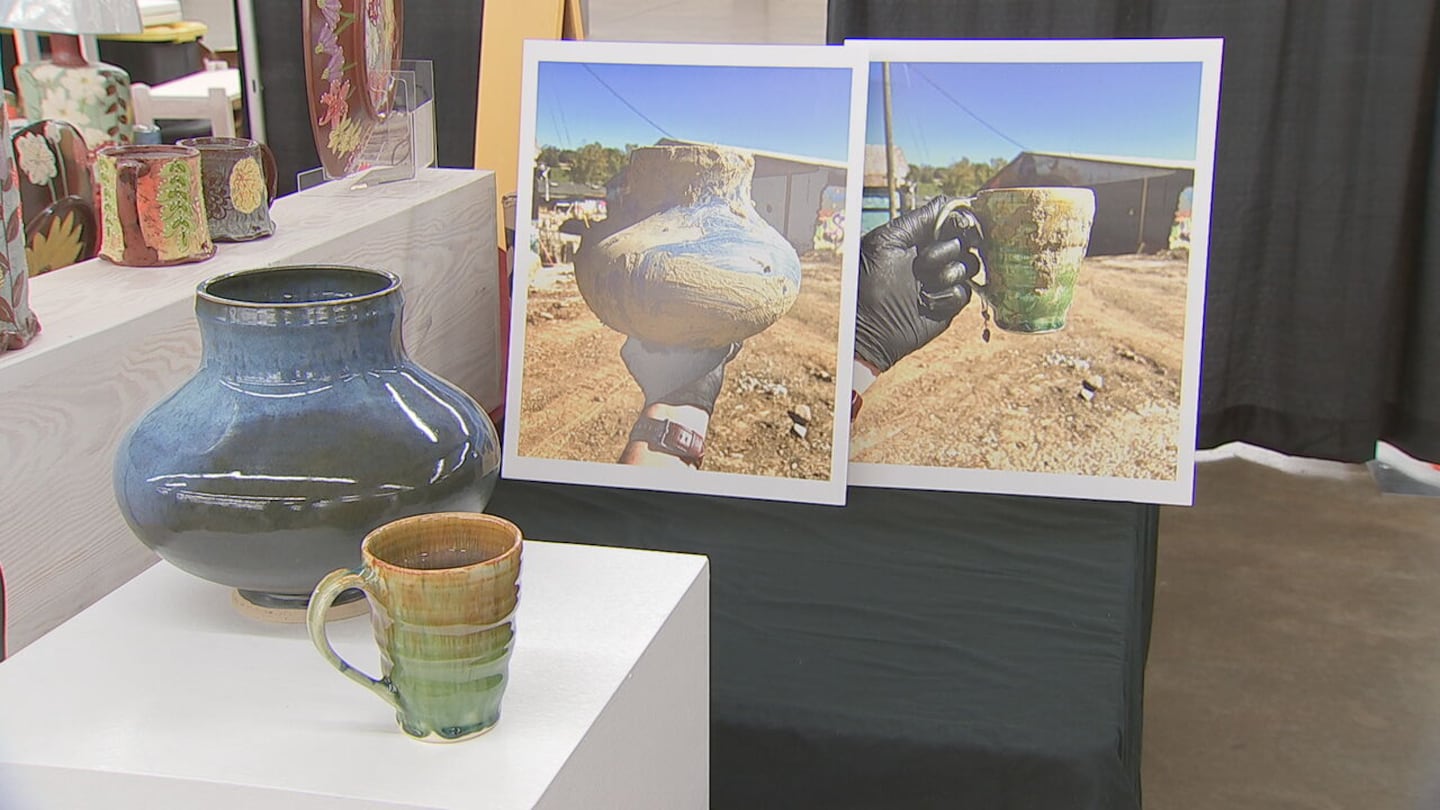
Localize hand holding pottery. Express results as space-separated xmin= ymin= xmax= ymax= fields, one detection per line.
xmin=621 ymin=337 xmax=741 ymax=414
xmin=855 ymin=196 xmax=981 ymax=372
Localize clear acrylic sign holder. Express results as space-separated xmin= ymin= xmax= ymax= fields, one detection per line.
xmin=297 ymin=60 xmax=436 ymax=192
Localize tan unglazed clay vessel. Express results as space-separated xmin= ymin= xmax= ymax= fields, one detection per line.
xmin=573 ymin=144 xmax=801 ymax=349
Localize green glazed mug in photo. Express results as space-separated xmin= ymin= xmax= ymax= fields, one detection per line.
xmin=307 ymin=512 xmax=523 ymax=742
xmin=938 ymin=187 xmax=1097 ymax=333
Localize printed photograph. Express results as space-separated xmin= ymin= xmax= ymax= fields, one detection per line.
xmin=847 ymin=40 xmax=1222 ymax=504
xmin=503 ymin=41 xmax=866 ymax=505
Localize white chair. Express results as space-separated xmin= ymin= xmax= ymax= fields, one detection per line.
xmin=131 ymin=82 xmax=236 ymax=138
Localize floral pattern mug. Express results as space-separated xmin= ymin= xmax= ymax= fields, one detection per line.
xmin=178 ymin=137 xmax=279 ymax=242
xmin=95 ymin=145 xmax=215 ymax=267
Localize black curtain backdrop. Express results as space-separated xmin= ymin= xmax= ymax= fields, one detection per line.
xmin=254 ymin=1 xmax=484 ymax=195
xmin=828 ymin=0 xmax=1440 ymax=464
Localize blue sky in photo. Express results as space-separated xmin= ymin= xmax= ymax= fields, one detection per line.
xmin=535 ymin=62 xmax=855 ymax=162
xmin=867 ymin=61 xmax=1205 ymax=166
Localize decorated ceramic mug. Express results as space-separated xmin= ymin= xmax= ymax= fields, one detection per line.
xmin=307 ymin=512 xmax=522 ymax=742
xmin=94 ymin=144 xmax=215 ymax=266
xmin=177 ymin=136 xmax=278 ymax=242
xmin=936 ymin=187 xmax=1096 ymax=333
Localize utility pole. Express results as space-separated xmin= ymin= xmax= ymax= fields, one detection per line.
xmin=882 ymin=62 xmax=898 ymax=220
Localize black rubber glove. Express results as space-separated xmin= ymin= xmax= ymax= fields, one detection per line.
xmin=621 ymin=338 xmax=742 ymax=414
xmin=855 ymin=196 xmax=984 ymax=372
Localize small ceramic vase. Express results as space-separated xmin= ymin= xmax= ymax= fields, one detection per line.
xmin=94 ymin=144 xmax=215 ymax=267
xmin=14 ymin=56 xmax=134 ymax=151
xmin=0 ymin=115 xmax=40 ymax=352
xmin=177 ymin=136 xmax=278 ymax=242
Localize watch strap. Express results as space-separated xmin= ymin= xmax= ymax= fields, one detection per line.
xmin=628 ymin=416 xmax=705 ymax=468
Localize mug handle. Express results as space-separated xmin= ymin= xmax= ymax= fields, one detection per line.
xmin=925 ymin=197 xmax=988 ymax=305
xmin=306 ymin=568 xmax=400 ymax=709
xmin=258 ymin=143 xmax=278 ymax=202
xmin=114 ymin=158 xmax=155 ymax=265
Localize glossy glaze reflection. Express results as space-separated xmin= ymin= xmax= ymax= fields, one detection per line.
xmin=114 ymin=266 xmax=501 ymax=609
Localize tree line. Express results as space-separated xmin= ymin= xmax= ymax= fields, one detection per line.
xmin=908 ymin=157 xmax=1009 ymax=199
xmin=537 ymin=143 xmax=635 ymax=187
xmin=536 ymin=144 xmax=1009 ymax=198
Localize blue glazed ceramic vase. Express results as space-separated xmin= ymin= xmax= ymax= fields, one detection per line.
xmin=114 ymin=265 xmax=501 ymax=612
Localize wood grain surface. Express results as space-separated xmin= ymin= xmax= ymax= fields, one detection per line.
xmin=0 ymin=169 xmax=499 ymax=652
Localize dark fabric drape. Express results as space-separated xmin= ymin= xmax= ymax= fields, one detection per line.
xmin=254 ymin=1 xmax=485 ymax=195
xmin=828 ymin=0 xmax=1440 ymax=463
xmin=488 ymin=478 xmax=1157 ymax=810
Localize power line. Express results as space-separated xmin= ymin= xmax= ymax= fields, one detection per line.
xmin=909 ymin=65 xmax=1028 ymax=153
xmin=581 ymin=64 xmax=675 ymax=140
xmin=550 ymin=83 xmax=573 ymax=147
xmin=898 ymin=65 xmax=932 ymax=164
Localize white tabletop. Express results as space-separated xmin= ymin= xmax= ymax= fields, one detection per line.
xmin=149 ymin=67 xmax=241 ymax=102
xmin=0 ymin=540 xmax=709 ymax=809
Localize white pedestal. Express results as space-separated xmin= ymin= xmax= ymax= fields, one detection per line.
xmin=0 ymin=541 xmax=709 ymax=809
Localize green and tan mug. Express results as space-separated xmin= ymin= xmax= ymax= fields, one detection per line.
xmin=938 ymin=187 xmax=1096 ymax=333
xmin=307 ymin=512 xmax=522 ymax=742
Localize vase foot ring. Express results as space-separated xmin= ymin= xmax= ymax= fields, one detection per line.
xmin=231 ymin=587 xmax=369 ymax=623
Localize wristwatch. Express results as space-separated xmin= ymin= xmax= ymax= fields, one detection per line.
xmin=628 ymin=416 xmax=705 ymax=468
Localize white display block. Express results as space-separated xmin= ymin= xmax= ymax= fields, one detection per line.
xmin=0 ymin=540 xmax=709 ymax=809
xmin=0 ymin=169 xmax=501 ymax=652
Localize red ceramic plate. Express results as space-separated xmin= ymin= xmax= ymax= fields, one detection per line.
xmin=303 ymin=0 xmax=405 ymax=178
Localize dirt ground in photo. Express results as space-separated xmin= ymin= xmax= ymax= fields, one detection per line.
xmin=851 ymin=253 xmax=1188 ymax=480
xmin=516 ymin=252 xmax=844 ymax=480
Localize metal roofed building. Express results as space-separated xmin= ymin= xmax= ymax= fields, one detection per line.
xmin=984 ymin=151 xmax=1196 ymax=255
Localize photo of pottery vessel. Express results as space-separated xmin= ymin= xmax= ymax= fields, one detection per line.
xmin=504 ymin=42 xmax=867 ymax=506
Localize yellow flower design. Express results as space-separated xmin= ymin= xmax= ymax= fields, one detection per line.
xmin=229 ymin=157 xmax=267 ymax=214
xmin=327 ymin=115 xmax=364 ymax=157
xmin=26 ymin=210 xmax=85 ymax=275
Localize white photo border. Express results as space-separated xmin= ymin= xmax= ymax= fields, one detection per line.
xmin=502 ymin=39 xmax=869 ymax=506
xmin=846 ymin=38 xmax=1224 ymax=506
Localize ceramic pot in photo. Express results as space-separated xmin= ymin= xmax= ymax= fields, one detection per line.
xmin=573 ymin=144 xmax=802 ymax=349
xmin=941 ymin=187 xmax=1096 ymax=334
xmin=177 ymin=136 xmax=278 ymax=242
xmin=94 ymin=144 xmax=215 ymax=267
